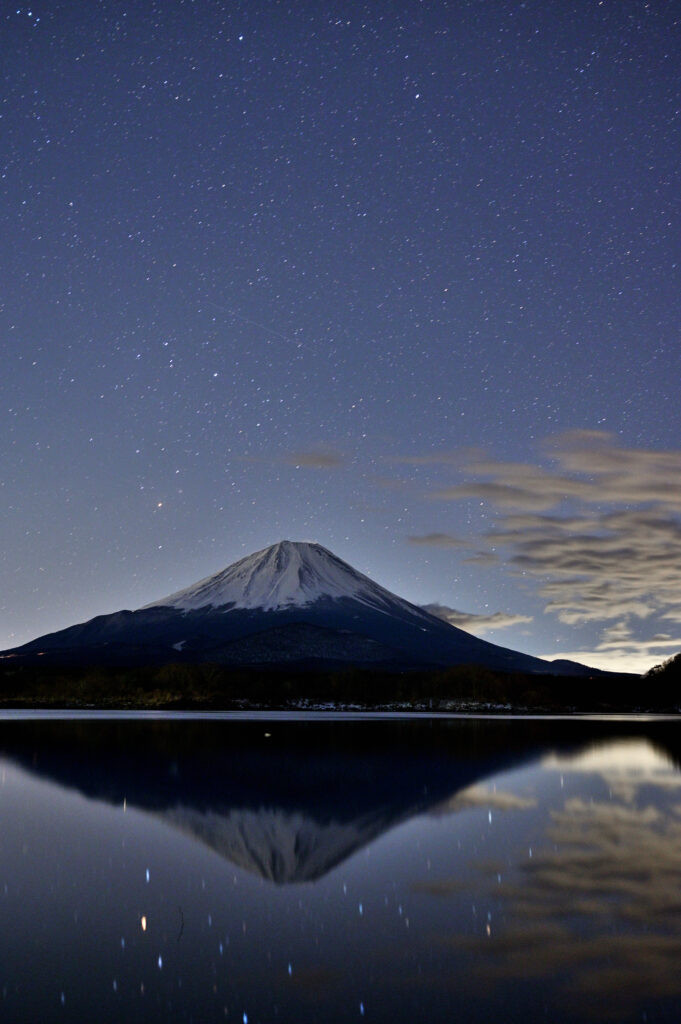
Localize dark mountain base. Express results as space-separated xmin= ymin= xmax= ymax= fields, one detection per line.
xmin=0 ymin=658 xmax=666 ymax=713
xmin=5 ymin=605 xmax=561 ymax=675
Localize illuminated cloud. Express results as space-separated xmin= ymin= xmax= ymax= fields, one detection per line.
xmin=542 ymin=621 xmax=681 ymax=675
xmin=416 ymin=433 xmax=681 ymax=664
xmin=662 ymin=609 xmax=681 ymax=624
xmin=422 ymin=603 xmax=533 ymax=636
xmin=432 ymin=432 xmax=681 ymax=512
xmin=492 ymin=509 xmax=681 ymax=626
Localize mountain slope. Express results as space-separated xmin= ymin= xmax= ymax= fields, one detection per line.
xmin=2 ymin=540 xmax=580 ymax=674
xmin=143 ymin=539 xmax=425 ymax=616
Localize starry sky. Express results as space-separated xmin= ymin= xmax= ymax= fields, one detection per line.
xmin=2 ymin=0 xmax=680 ymax=672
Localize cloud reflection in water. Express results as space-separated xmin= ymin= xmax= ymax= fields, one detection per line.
xmin=454 ymin=739 xmax=681 ymax=1020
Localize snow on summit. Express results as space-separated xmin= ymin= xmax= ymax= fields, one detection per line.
xmin=143 ymin=540 xmax=416 ymax=614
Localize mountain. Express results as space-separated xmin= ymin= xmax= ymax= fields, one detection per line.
xmin=142 ymin=539 xmax=418 ymax=613
xmin=3 ymin=540 xmax=583 ymax=674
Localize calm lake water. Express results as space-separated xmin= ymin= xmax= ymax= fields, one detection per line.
xmin=0 ymin=713 xmax=680 ymax=1023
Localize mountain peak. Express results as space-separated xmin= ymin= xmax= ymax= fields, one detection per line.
xmin=143 ymin=540 xmax=408 ymax=614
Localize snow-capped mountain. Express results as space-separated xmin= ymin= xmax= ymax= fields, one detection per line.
xmin=143 ymin=540 xmax=433 ymax=617
xmin=3 ymin=540 xmax=585 ymax=674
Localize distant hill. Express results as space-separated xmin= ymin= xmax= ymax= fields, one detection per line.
xmin=646 ymin=651 xmax=681 ymax=682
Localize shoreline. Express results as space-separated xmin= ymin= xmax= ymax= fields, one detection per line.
xmin=0 ymin=699 xmax=678 ymax=718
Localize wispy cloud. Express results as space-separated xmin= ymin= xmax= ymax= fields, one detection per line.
xmin=238 ymin=447 xmax=346 ymax=469
xmin=284 ymin=449 xmax=345 ymax=469
xmin=493 ymin=508 xmax=681 ymax=626
xmin=433 ymin=431 xmax=681 ymax=513
xmin=462 ymin=551 xmax=500 ymax=567
xmin=389 ymin=451 xmax=472 ymax=466
xmin=422 ymin=432 xmax=681 ymax=648
xmin=423 ymin=603 xmax=533 ymax=636
xmin=543 ymin=620 xmax=681 ymax=675
xmin=407 ymin=533 xmax=466 ymax=548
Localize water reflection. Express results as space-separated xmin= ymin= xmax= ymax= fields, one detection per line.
xmin=0 ymin=717 xmax=548 ymax=883
xmin=544 ymin=737 xmax=681 ymax=800
xmin=496 ymin=740 xmax=681 ymax=1019
xmin=0 ymin=718 xmax=679 ymax=1022
xmin=434 ymin=737 xmax=681 ymax=1021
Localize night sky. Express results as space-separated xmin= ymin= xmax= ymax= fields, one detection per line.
xmin=3 ymin=0 xmax=680 ymax=672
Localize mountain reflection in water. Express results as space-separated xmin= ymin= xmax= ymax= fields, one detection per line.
xmin=0 ymin=716 xmax=545 ymax=883
xmin=0 ymin=716 xmax=680 ymax=1023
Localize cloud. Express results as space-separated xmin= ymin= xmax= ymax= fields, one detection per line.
xmin=423 ymin=603 xmax=533 ymax=635
xmin=543 ymin=619 xmax=681 ymax=675
xmin=662 ymin=610 xmax=681 ymax=623
xmin=433 ymin=468 xmax=590 ymax=511
xmin=550 ymin=430 xmax=681 ymax=500
xmin=284 ymin=449 xmax=345 ymax=469
xmin=239 ymin=448 xmax=346 ymax=469
xmin=544 ymin=642 xmax=681 ymax=676
xmin=600 ymin=621 xmax=640 ymax=644
xmin=494 ymin=510 xmax=681 ymax=625
xmin=407 ymin=533 xmax=466 ymax=548
xmin=421 ymin=433 xmax=681 ymax=647
xmin=389 ymin=450 xmax=473 ymax=466
xmin=435 ymin=432 xmax=681 ymax=512
xmin=462 ymin=551 xmax=500 ymax=567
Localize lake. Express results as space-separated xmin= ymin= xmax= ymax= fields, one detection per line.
xmin=0 ymin=712 xmax=679 ymax=1022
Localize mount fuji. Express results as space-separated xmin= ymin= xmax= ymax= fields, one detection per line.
xmin=4 ymin=540 xmax=580 ymax=674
